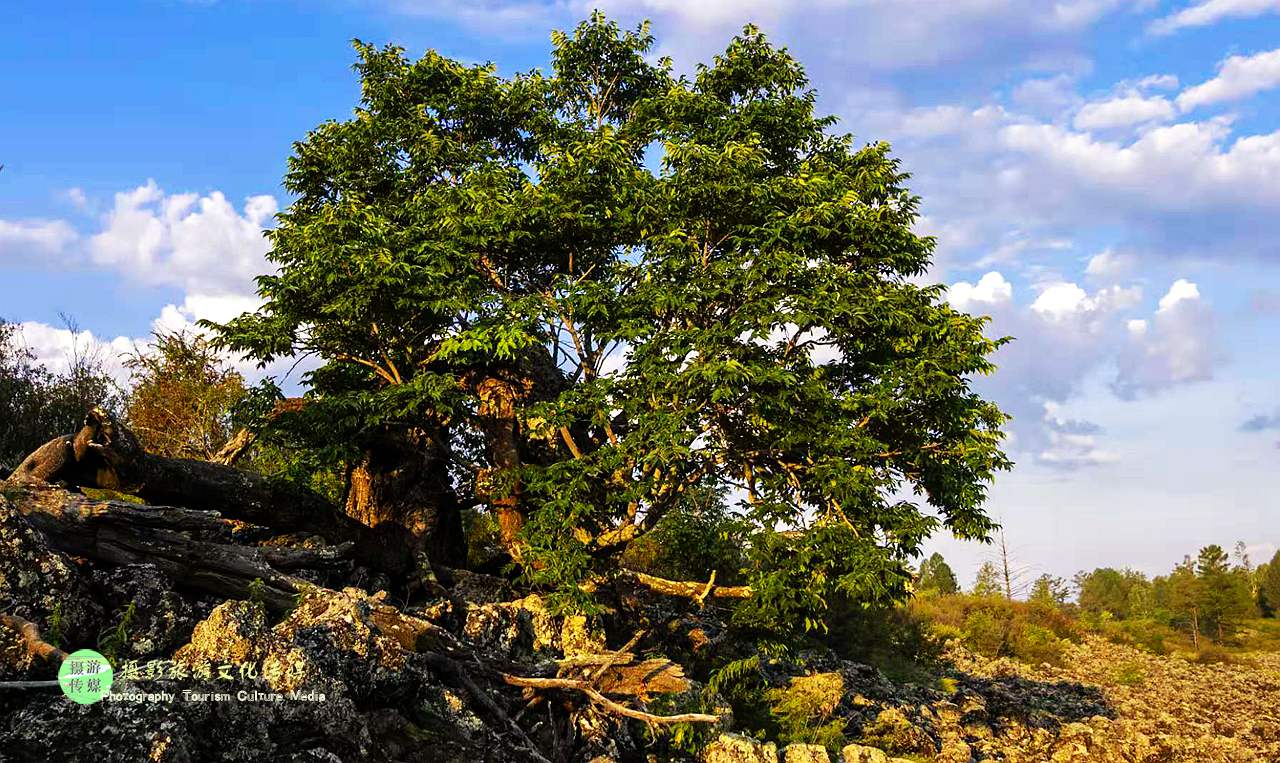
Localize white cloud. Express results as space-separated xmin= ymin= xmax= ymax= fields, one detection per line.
xmin=946 ymin=271 xmax=1014 ymax=310
xmin=1157 ymin=277 xmax=1200 ymax=311
xmin=1085 ymin=249 xmax=1136 ymax=279
xmin=1150 ymin=0 xmax=1280 ymax=35
xmin=996 ymin=119 xmax=1280 ymax=226
xmin=1176 ymin=48 xmax=1280 ymax=111
xmin=1039 ymin=403 xmax=1118 ymax=466
xmin=89 ymin=180 xmax=277 ymax=297
xmin=13 ymin=321 xmax=134 ymax=383
xmin=153 ymin=293 xmax=264 ymax=335
xmin=1135 ymin=74 xmax=1180 ymax=91
xmin=1073 ymin=94 xmax=1174 ymax=130
xmin=0 ymin=218 xmax=77 ymax=258
xmin=1115 ymin=279 xmax=1221 ymax=397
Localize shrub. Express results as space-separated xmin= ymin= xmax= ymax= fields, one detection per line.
xmin=767 ymin=672 xmax=848 ymax=751
xmin=1111 ymin=661 xmax=1146 ymax=686
xmin=910 ymin=593 xmax=1080 ymax=665
xmin=1191 ymin=644 xmax=1234 ymax=664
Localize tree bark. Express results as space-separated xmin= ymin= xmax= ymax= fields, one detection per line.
xmin=344 ymin=426 xmax=465 ymax=568
xmin=5 ymin=484 xmax=348 ymax=611
xmin=475 ymin=376 xmax=525 ymax=560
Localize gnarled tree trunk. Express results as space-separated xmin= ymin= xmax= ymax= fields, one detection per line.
xmin=344 ymin=426 xmax=465 ymax=569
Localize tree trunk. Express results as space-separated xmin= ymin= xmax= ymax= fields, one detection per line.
xmin=475 ymin=376 xmax=525 ymax=560
xmin=344 ymin=426 xmax=465 ymax=568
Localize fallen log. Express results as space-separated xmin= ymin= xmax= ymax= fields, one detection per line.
xmin=5 ymin=484 xmax=347 ymax=611
xmin=5 ymin=408 xmax=415 ymax=577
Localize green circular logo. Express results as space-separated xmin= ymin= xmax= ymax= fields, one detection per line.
xmin=58 ymin=649 xmax=114 ymax=704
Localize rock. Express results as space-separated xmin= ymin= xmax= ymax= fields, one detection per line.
xmin=173 ymin=599 xmax=270 ymax=666
xmin=840 ymin=744 xmax=888 ymax=763
xmin=0 ymin=494 xmax=98 ymax=676
xmin=858 ymin=706 xmax=937 ymax=756
xmin=462 ymin=593 xmax=605 ymax=662
xmin=783 ymin=742 xmax=831 ymax=762
xmin=93 ymin=563 xmax=201 ymax=660
xmin=704 ymin=733 xmax=778 ymax=762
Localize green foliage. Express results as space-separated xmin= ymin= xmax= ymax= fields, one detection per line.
xmin=1028 ymin=574 xmax=1071 ymax=608
xmin=247 ymin=577 xmax=268 ymax=610
xmin=1111 ymin=661 xmax=1146 ymax=686
xmin=916 ymin=552 xmax=959 ymax=595
xmin=45 ymin=601 xmax=64 ymax=649
xmin=766 ymin=672 xmax=848 ymax=751
xmin=1257 ymin=552 xmax=1280 ymax=617
xmin=210 ymin=14 xmax=1010 ymax=639
xmin=0 ymin=318 xmax=125 ymax=467
xmin=971 ymin=562 xmax=1003 ymax=597
xmin=618 ymin=484 xmax=750 ymax=584
xmin=1074 ymin=567 xmax=1150 ymax=620
xmin=1193 ymin=544 xmax=1256 ymax=640
xmin=99 ymin=601 xmax=137 ymax=665
xmin=911 ymin=593 xmax=1080 ymax=666
xmin=820 ymin=598 xmax=945 ymax=682
xmin=705 ymin=655 xmax=776 ymax=740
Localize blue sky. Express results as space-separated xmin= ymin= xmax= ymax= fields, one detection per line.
xmin=3 ymin=0 xmax=1279 ymax=587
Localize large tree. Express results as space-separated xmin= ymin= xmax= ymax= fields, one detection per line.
xmin=1195 ymin=544 xmax=1255 ymax=641
xmin=1258 ymin=551 xmax=1280 ymax=618
xmin=213 ymin=15 xmax=1010 ymax=636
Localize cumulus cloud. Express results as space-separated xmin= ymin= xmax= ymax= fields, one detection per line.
xmin=1085 ymin=249 xmax=1136 ymax=279
xmin=946 ymin=271 xmax=1014 ymax=310
xmin=1149 ymin=0 xmax=1280 ymax=35
xmin=12 ymin=321 xmax=134 ymax=383
xmin=944 ymin=272 xmax=1223 ymax=467
xmin=0 ymin=218 xmax=77 ymax=259
xmin=1176 ymin=48 xmax=1280 ymax=111
xmin=89 ymin=180 xmax=277 ymax=297
xmin=153 ymin=293 xmax=264 ymax=336
xmin=1073 ymin=93 xmax=1174 ymax=130
xmin=1113 ymin=279 xmax=1221 ymax=397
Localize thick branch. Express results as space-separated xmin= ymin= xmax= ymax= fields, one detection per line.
xmin=622 ymin=569 xmax=752 ymax=600
xmin=500 ymin=674 xmax=719 ymax=725
xmin=0 ymin=613 xmax=67 ymax=664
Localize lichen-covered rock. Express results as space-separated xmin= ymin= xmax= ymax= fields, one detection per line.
xmin=462 ymin=593 xmax=605 ymax=662
xmin=0 ymin=588 xmax=517 ymax=762
xmin=839 ymin=743 xmax=888 ymax=763
xmin=703 ymin=733 xmax=778 ymax=762
xmin=0 ymin=494 xmax=99 ymax=677
xmin=782 ymin=742 xmax=831 ymax=762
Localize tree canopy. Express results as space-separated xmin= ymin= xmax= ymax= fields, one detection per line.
xmin=212 ymin=14 xmax=1010 ymax=638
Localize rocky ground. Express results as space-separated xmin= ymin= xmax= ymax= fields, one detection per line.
xmin=3 ymin=485 xmax=1279 ymax=762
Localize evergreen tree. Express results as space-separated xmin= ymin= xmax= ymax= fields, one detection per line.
xmin=1195 ymin=544 xmax=1255 ymax=641
xmin=1260 ymin=552 xmax=1280 ymax=618
xmin=1028 ymin=574 xmax=1070 ymax=607
xmin=917 ymin=552 xmax=959 ymax=595
xmin=972 ymin=562 xmax=1003 ymax=597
